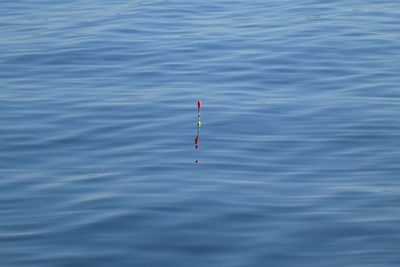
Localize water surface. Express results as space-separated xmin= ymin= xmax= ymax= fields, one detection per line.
xmin=1 ymin=1 xmax=400 ymax=266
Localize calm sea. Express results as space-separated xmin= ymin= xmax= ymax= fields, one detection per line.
xmin=1 ymin=0 xmax=400 ymax=266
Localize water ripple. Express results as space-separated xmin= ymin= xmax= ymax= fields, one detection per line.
xmin=2 ymin=0 xmax=400 ymax=266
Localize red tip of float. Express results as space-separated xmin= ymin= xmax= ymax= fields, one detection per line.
xmin=197 ymin=100 xmax=202 ymax=111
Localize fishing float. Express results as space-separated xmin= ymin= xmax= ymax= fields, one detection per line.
xmin=195 ymin=99 xmax=201 ymax=149
xmin=197 ymin=99 xmax=202 ymax=127
xmin=194 ymin=100 xmax=202 ymax=163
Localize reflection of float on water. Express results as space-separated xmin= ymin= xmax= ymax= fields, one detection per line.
xmin=195 ymin=134 xmax=199 ymax=149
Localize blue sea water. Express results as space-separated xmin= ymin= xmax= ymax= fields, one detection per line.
xmin=1 ymin=0 xmax=400 ymax=266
